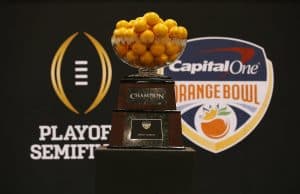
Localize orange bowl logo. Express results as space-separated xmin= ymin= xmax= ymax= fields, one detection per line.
xmin=50 ymin=32 xmax=112 ymax=114
xmin=163 ymin=37 xmax=274 ymax=153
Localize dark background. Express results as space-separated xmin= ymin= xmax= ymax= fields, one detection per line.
xmin=4 ymin=1 xmax=300 ymax=194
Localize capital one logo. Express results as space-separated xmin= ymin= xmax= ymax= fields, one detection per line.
xmin=50 ymin=32 xmax=112 ymax=114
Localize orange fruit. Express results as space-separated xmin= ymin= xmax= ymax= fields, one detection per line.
xmin=115 ymin=44 xmax=128 ymax=56
xmin=144 ymin=12 xmax=161 ymax=26
xmin=177 ymin=26 xmax=188 ymax=39
xmin=140 ymin=30 xmax=155 ymax=44
xmin=128 ymin=19 xmax=136 ymax=28
xmin=155 ymin=54 xmax=168 ymax=65
xmin=124 ymin=28 xmax=137 ymax=40
xmin=150 ymin=43 xmax=165 ymax=57
xmin=113 ymin=27 xmax=126 ymax=37
xmin=169 ymin=26 xmax=179 ymax=38
xmin=165 ymin=42 xmax=181 ymax=55
xmin=140 ymin=51 xmax=154 ymax=66
xmin=201 ymin=118 xmax=229 ymax=139
xmin=153 ymin=23 xmax=168 ymax=37
xmin=126 ymin=50 xmax=138 ymax=63
xmin=134 ymin=18 xmax=148 ymax=33
xmin=169 ymin=26 xmax=188 ymax=39
xmin=131 ymin=42 xmax=147 ymax=55
xmin=164 ymin=19 xmax=177 ymax=30
xmin=116 ymin=20 xmax=129 ymax=29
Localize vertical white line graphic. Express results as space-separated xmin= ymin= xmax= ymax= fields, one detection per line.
xmin=74 ymin=60 xmax=88 ymax=86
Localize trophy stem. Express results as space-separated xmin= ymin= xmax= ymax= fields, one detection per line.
xmin=138 ymin=68 xmax=159 ymax=77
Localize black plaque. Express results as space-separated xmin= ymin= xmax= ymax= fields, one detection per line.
xmin=121 ymin=112 xmax=168 ymax=147
xmin=130 ymin=119 xmax=163 ymax=140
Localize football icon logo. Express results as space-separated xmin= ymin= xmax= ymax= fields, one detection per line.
xmin=50 ymin=32 xmax=112 ymax=114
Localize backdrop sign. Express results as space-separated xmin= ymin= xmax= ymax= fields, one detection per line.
xmin=164 ymin=37 xmax=274 ymax=153
xmin=29 ymin=35 xmax=274 ymax=159
xmin=30 ymin=32 xmax=112 ymax=160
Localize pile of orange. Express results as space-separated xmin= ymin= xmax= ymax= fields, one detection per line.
xmin=112 ymin=12 xmax=188 ymax=67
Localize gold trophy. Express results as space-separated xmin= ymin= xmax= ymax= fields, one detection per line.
xmin=109 ymin=12 xmax=188 ymax=148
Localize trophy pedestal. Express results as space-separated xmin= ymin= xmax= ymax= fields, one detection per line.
xmin=95 ymin=147 xmax=196 ymax=194
xmin=110 ymin=76 xmax=183 ymax=148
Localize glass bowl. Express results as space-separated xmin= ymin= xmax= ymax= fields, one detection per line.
xmin=111 ymin=34 xmax=187 ymax=77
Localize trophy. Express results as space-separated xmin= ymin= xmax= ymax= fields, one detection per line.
xmin=109 ymin=12 xmax=188 ymax=148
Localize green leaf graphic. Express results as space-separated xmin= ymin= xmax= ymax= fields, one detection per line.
xmin=218 ymin=111 xmax=231 ymax=116
xmin=219 ymin=107 xmax=227 ymax=112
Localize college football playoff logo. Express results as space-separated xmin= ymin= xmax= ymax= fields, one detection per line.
xmin=50 ymin=32 xmax=112 ymax=114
